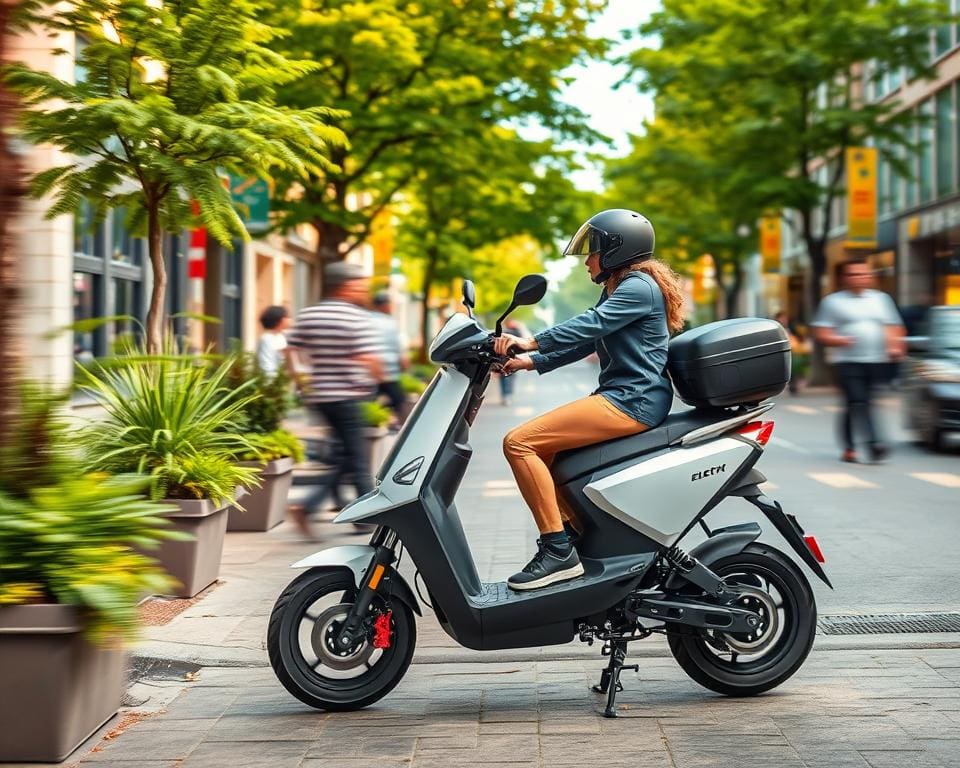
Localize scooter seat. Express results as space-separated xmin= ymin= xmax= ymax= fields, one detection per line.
xmin=551 ymin=408 xmax=727 ymax=485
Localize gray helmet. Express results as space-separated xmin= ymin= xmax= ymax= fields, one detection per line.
xmin=563 ymin=208 xmax=655 ymax=284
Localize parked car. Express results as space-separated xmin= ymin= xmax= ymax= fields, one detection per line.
xmin=902 ymin=305 xmax=960 ymax=451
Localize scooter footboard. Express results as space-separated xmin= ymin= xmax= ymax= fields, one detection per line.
xmin=292 ymin=545 xmax=422 ymax=615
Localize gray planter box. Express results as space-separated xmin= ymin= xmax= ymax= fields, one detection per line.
xmin=227 ymin=457 xmax=294 ymax=532
xmin=153 ymin=498 xmax=229 ymax=597
xmin=0 ymin=604 xmax=125 ymax=762
xmin=364 ymin=426 xmax=389 ymax=475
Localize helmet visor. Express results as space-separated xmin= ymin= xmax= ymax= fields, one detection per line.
xmin=563 ymin=223 xmax=622 ymax=257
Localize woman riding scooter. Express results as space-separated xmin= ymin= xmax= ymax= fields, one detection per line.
xmin=494 ymin=209 xmax=686 ymax=591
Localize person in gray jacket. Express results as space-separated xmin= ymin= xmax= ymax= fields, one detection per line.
xmin=493 ymin=209 xmax=686 ymax=591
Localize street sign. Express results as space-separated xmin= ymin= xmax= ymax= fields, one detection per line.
xmin=759 ymin=214 xmax=781 ymax=273
xmin=229 ymin=176 xmax=270 ymax=233
xmin=845 ymin=147 xmax=877 ymax=249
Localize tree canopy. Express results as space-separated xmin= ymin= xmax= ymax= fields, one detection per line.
xmin=9 ymin=0 xmax=344 ymax=350
xmin=624 ymin=0 xmax=953 ymax=318
xmin=268 ymin=0 xmax=605 ymax=280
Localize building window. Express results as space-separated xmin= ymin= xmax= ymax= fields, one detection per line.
xmin=73 ymin=271 xmax=100 ymax=362
xmin=73 ymin=206 xmax=147 ymax=359
xmin=919 ymin=99 xmax=935 ymax=203
xmin=936 ymin=86 xmax=954 ymax=198
xmin=110 ymin=277 xmax=141 ymax=350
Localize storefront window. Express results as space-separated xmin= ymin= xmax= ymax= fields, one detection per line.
xmin=73 ymin=199 xmax=103 ymax=256
xmin=110 ymin=206 xmax=142 ymax=265
xmin=936 ymin=88 xmax=954 ymax=198
xmin=110 ymin=278 xmax=141 ymax=350
xmin=73 ymin=271 xmax=100 ymax=361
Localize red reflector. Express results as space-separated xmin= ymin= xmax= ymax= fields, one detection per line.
xmin=737 ymin=421 xmax=775 ymax=446
xmin=804 ymin=535 xmax=826 ymax=564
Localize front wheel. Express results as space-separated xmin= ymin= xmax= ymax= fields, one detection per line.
xmin=268 ymin=569 xmax=416 ymax=711
xmin=667 ymin=544 xmax=816 ymax=696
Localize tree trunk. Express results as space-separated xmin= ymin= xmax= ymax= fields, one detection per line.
xmin=314 ymin=219 xmax=348 ymax=298
xmin=802 ymin=214 xmax=832 ymax=385
xmin=419 ymin=246 xmax=438 ymax=361
xmin=724 ymin=260 xmax=745 ymax=319
xmin=0 ymin=0 xmax=25 ymax=447
xmin=145 ymin=203 xmax=166 ymax=353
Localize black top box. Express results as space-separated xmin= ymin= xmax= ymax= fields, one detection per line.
xmin=668 ymin=318 xmax=791 ymax=409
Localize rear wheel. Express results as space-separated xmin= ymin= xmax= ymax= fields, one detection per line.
xmin=667 ymin=544 xmax=816 ymax=696
xmin=268 ymin=569 xmax=416 ymax=711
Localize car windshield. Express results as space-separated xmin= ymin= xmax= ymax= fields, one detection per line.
xmin=930 ymin=308 xmax=960 ymax=350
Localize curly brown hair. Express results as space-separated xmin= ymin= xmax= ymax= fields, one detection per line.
xmin=606 ymin=259 xmax=687 ymax=334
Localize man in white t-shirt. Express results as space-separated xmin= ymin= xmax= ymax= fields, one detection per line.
xmin=812 ymin=260 xmax=905 ymax=463
xmin=256 ymin=305 xmax=290 ymax=378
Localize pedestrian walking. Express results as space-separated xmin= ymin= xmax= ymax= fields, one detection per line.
xmin=286 ymin=262 xmax=383 ymax=537
xmin=256 ymin=305 xmax=291 ymax=379
xmin=811 ymin=259 xmax=906 ymax=463
xmin=371 ymin=290 xmax=409 ymax=426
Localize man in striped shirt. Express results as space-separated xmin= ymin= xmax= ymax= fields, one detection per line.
xmin=288 ymin=261 xmax=383 ymax=535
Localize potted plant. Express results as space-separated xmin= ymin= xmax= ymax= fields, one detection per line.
xmin=76 ymin=346 xmax=259 ymax=597
xmin=0 ymin=389 xmax=177 ymax=762
xmin=361 ymin=400 xmax=393 ymax=473
xmin=227 ymin=428 xmax=305 ymax=531
xmin=224 ymin=354 xmax=304 ymax=531
xmin=397 ymin=371 xmax=427 ymax=422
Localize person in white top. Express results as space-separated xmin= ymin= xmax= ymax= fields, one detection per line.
xmin=812 ymin=260 xmax=906 ymax=463
xmin=257 ymin=305 xmax=290 ymax=378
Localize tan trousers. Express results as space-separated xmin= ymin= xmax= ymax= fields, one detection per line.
xmin=503 ymin=395 xmax=649 ymax=534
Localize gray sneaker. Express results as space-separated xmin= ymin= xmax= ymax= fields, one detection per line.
xmin=507 ymin=543 xmax=584 ymax=591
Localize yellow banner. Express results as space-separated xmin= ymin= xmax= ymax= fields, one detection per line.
xmin=846 ymin=147 xmax=877 ymax=249
xmin=759 ymin=215 xmax=781 ymax=273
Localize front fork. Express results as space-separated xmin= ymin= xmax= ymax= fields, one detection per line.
xmin=332 ymin=527 xmax=399 ymax=651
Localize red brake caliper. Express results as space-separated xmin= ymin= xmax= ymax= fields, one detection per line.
xmin=373 ymin=611 xmax=393 ymax=649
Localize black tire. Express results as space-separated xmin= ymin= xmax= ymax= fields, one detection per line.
xmin=667 ymin=544 xmax=816 ymax=697
xmin=268 ymin=569 xmax=416 ymax=711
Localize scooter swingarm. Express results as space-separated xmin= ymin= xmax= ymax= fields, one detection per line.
xmin=630 ymin=595 xmax=762 ymax=634
xmin=292 ymin=545 xmax=422 ymax=616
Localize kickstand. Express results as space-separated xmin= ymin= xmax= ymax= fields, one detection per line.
xmin=591 ymin=639 xmax=639 ymax=718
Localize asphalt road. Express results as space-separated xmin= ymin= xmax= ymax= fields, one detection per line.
xmin=456 ymin=360 xmax=960 ymax=616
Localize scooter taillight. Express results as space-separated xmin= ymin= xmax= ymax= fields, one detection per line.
xmin=736 ymin=420 xmax=775 ymax=446
xmin=804 ymin=535 xmax=826 ymax=564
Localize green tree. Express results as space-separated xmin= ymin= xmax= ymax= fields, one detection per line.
xmin=627 ymin=0 xmax=952 ymax=320
xmin=396 ymin=127 xmax=587 ymax=353
xmin=269 ymin=0 xmax=604 ymax=287
xmin=607 ymin=111 xmax=774 ymax=318
xmin=8 ymin=0 xmax=344 ymax=351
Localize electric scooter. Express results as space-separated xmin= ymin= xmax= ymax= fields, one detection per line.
xmin=268 ymin=275 xmax=831 ymax=717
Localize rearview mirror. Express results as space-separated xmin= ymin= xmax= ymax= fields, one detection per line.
xmin=495 ymin=274 xmax=547 ymax=336
xmin=512 ymin=274 xmax=548 ymax=307
xmin=462 ymin=280 xmax=476 ymax=318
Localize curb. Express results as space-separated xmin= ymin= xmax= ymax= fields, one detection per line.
xmin=131 ymin=632 xmax=960 ymax=671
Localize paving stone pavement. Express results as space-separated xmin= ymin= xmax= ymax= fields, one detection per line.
xmin=42 ymin=648 xmax=960 ymax=768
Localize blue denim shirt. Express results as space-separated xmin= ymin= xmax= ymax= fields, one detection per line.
xmin=529 ymin=272 xmax=673 ymax=427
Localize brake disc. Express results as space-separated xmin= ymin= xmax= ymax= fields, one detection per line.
xmin=309 ymin=603 xmax=375 ymax=671
xmin=719 ymin=586 xmax=780 ymax=655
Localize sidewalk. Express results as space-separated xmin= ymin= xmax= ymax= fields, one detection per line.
xmin=28 ymin=367 xmax=960 ymax=768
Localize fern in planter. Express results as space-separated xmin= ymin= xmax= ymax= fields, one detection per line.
xmin=361 ymin=401 xmax=393 ymax=429
xmin=226 ymin=351 xmax=294 ymax=435
xmin=75 ymin=345 xmax=260 ymax=505
xmin=398 ymin=373 xmax=427 ymax=396
xmin=241 ymin=429 xmax=306 ymax=464
xmin=0 ymin=388 xmax=179 ymax=642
